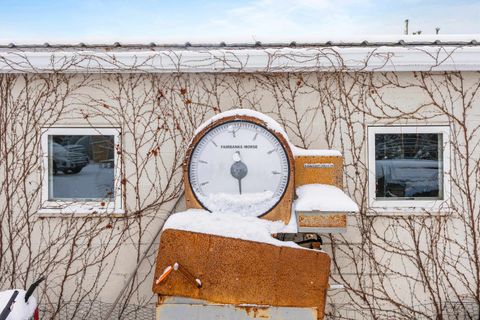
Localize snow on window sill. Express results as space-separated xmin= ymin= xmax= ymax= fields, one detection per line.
xmin=366 ymin=200 xmax=452 ymax=216
xmin=37 ymin=203 xmax=125 ymax=217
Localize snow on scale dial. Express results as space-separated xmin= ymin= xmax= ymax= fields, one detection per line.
xmin=189 ymin=120 xmax=290 ymax=217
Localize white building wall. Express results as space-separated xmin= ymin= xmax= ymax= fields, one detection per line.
xmin=0 ymin=65 xmax=479 ymax=319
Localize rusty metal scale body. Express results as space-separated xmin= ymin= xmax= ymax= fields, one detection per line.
xmin=153 ymin=110 xmax=357 ymax=320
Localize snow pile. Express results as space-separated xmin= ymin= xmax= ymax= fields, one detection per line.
xmin=290 ymin=145 xmax=342 ymax=157
xmin=163 ymin=209 xmax=301 ymax=248
xmin=295 ymin=184 xmax=359 ymax=212
xmin=0 ymin=289 xmax=37 ymax=320
xmin=197 ymin=191 xmax=275 ymax=217
xmin=280 ymin=208 xmax=299 ymax=233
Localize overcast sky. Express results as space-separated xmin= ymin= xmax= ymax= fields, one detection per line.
xmin=1 ymin=0 xmax=479 ymax=43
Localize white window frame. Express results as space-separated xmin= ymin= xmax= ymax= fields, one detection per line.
xmin=368 ymin=125 xmax=451 ymax=213
xmin=38 ymin=127 xmax=123 ymax=215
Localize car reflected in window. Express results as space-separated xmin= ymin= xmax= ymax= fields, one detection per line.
xmin=48 ymin=135 xmax=115 ymax=201
xmin=374 ymin=133 xmax=443 ymax=200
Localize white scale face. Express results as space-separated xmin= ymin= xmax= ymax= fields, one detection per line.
xmin=189 ymin=120 xmax=290 ymax=217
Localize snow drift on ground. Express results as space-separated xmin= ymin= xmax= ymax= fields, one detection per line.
xmin=164 ymin=209 xmax=301 ymax=249
xmin=0 ymin=289 xmax=37 ymax=320
xmin=295 ymin=184 xmax=359 ymax=212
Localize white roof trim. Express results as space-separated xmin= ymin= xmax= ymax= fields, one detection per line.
xmin=1 ymin=45 xmax=479 ymax=73
xmin=1 ymin=34 xmax=479 ymax=47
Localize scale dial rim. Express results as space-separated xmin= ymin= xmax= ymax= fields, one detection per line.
xmin=187 ymin=119 xmax=291 ymax=217
xmin=183 ymin=114 xmax=295 ymax=222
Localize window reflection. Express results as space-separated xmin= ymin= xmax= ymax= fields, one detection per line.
xmin=48 ymin=135 xmax=115 ymax=201
xmin=375 ymin=133 xmax=443 ymax=200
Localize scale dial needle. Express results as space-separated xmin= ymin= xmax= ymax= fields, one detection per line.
xmin=230 ymin=151 xmax=248 ymax=194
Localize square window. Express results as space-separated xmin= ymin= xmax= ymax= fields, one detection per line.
xmin=40 ymin=128 xmax=123 ymax=214
xmin=368 ymin=126 xmax=450 ymax=212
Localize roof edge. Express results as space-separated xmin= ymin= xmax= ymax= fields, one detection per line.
xmin=1 ymin=34 xmax=479 ymax=49
xmin=1 ymin=45 xmax=480 ymax=73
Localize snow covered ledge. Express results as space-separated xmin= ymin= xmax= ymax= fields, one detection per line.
xmin=295 ymin=184 xmax=359 ymax=213
xmin=294 ymin=184 xmax=359 ymax=233
xmin=163 ymin=209 xmax=302 ymax=249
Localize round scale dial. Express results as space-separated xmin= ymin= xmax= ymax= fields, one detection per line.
xmin=189 ymin=120 xmax=290 ymax=217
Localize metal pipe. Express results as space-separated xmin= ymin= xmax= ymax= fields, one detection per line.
xmin=174 ymin=263 xmax=202 ymax=288
xmin=103 ymin=192 xmax=184 ymax=320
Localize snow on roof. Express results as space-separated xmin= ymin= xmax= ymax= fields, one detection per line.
xmin=2 ymin=35 xmax=480 ymax=73
xmin=1 ymin=34 xmax=479 ymax=48
xmin=295 ymin=184 xmax=359 ymax=213
xmin=163 ymin=209 xmax=302 ymax=249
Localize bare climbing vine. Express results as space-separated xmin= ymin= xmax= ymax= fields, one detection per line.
xmin=0 ymin=46 xmax=479 ymax=319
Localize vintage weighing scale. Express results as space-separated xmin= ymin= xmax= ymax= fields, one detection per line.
xmin=152 ymin=110 xmax=358 ymax=320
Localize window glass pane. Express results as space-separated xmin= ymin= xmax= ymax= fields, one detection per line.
xmin=48 ymin=135 xmax=115 ymax=201
xmin=375 ymin=132 xmax=443 ymax=200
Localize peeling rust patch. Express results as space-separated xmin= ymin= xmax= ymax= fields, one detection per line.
xmin=239 ymin=305 xmax=271 ymax=318
xmin=298 ymin=213 xmax=347 ymax=228
xmin=153 ymin=230 xmax=330 ymax=319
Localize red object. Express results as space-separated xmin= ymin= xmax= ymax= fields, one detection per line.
xmin=33 ymin=308 xmax=39 ymax=320
xmin=155 ymin=265 xmax=173 ymax=285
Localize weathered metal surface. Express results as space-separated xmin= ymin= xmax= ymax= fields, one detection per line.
xmin=297 ymin=212 xmax=347 ymax=229
xmin=294 ymin=155 xmax=343 ymax=188
xmin=156 ymin=296 xmax=317 ymax=320
xmin=183 ymin=114 xmax=295 ymax=224
xmin=294 ymin=155 xmax=348 ymax=233
xmin=153 ymin=229 xmax=330 ymax=319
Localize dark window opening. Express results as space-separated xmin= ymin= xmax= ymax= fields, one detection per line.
xmin=375 ymin=132 xmax=443 ymax=200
